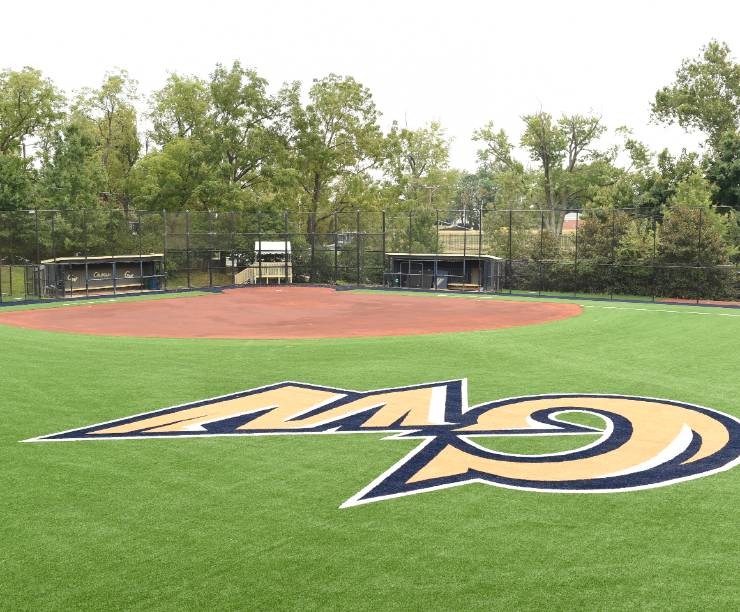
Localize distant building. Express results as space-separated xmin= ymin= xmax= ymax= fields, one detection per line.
xmin=234 ymin=241 xmax=292 ymax=284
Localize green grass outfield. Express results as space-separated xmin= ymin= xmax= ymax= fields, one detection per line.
xmin=1 ymin=290 xmax=738 ymax=610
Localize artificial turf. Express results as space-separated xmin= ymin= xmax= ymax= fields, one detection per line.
xmin=0 ymin=292 xmax=738 ymax=610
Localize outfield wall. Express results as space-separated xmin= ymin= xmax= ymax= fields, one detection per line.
xmin=0 ymin=206 xmax=738 ymax=303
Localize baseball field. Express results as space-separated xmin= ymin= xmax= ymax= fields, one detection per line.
xmin=1 ymin=287 xmax=738 ymax=610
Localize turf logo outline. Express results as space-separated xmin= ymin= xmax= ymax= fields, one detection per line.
xmin=28 ymin=380 xmax=740 ymax=507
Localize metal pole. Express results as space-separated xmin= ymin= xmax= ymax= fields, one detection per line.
xmin=230 ymin=211 xmax=237 ymax=285
xmin=34 ymin=209 xmax=40 ymax=298
xmin=258 ymin=213 xmax=263 ymax=284
xmin=111 ymin=212 xmax=116 ymax=297
xmin=185 ymin=210 xmax=191 ymax=289
xmin=539 ymin=210 xmax=544 ymax=297
xmin=381 ymin=211 xmax=386 ymax=286
xmin=334 ymin=211 xmax=338 ymax=284
xmin=51 ymin=211 xmax=57 ymax=263
xmin=284 ymin=210 xmax=290 ymax=285
xmin=310 ymin=212 xmax=316 ymax=283
xmin=162 ymin=209 xmax=168 ymax=292
xmin=507 ymin=208 xmax=513 ymax=295
xmin=356 ymin=209 xmax=361 ymax=286
xmin=610 ymin=208 xmax=616 ymax=300
xmin=478 ymin=207 xmax=483 ymax=290
xmin=0 ymin=230 xmax=3 ymax=303
xmin=696 ymin=208 xmax=703 ymax=304
xmin=8 ymin=214 xmax=12 ymax=297
xmin=434 ymin=209 xmax=439 ymax=291
xmin=49 ymin=211 xmax=56 ymax=298
xmin=208 ymin=211 xmax=214 ymax=288
xmin=83 ymin=209 xmax=89 ymax=298
xmin=34 ymin=209 xmax=40 ymax=264
xmin=463 ymin=209 xmax=467 ymax=288
xmin=138 ymin=210 xmax=144 ymax=292
xmin=651 ymin=213 xmax=657 ymax=302
xmin=408 ymin=210 xmax=413 ymax=287
xmin=574 ymin=210 xmax=579 ymax=298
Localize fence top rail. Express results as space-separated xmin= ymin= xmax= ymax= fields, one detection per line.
xmin=1 ymin=205 xmax=736 ymax=215
xmin=386 ymin=252 xmax=504 ymax=260
xmin=39 ymin=253 xmax=164 ymax=264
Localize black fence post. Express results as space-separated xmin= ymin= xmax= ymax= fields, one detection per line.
xmin=434 ymin=209 xmax=439 ymax=291
xmin=230 ymin=211 xmax=237 ymax=285
xmin=696 ymin=207 xmax=704 ymax=304
xmin=478 ymin=207 xmax=483 ymax=291
xmin=258 ymin=212 xmax=263 ymax=284
xmin=381 ymin=210 xmax=386 ymax=286
xmin=507 ymin=208 xmax=513 ymax=295
xmin=51 ymin=211 xmax=57 ymax=263
xmin=408 ymin=210 xmax=413 ymax=284
xmin=83 ymin=208 xmax=89 ymax=298
xmin=284 ymin=210 xmax=290 ymax=285
xmin=208 ymin=211 xmax=214 ymax=288
xmin=651 ymin=212 xmax=657 ymax=302
xmin=162 ymin=209 xmax=168 ymax=292
xmin=33 ymin=209 xmax=40 ymax=298
xmin=574 ymin=209 xmax=580 ymax=297
xmin=333 ymin=211 xmax=338 ymax=284
xmin=48 ymin=210 xmax=57 ymax=299
xmin=539 ymin=210 xmax=545 ymax=296
xmin=185 ymin=210 xmax=191 ymax=289
xmin=610 ymin=207 xmax=616 ymax=300
xmin=137 ymin=210 xmax=144 ymax=292
xmin=356 ymin=210 xmax=361 ymax=286
xmin=462 ymin=209 xmax=467 ymax=288
xmin=0 ymin=217 xmax=4 ymax=302
xmin=310 ymin=211 xmax=316 ymax=283
xmin=34 ymin=209 xmax=40 ymax=265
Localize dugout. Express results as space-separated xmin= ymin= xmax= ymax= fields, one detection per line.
xmin=39 ymin=254 xmax=165 ymax=297
xmin=385 ymin=253 xmax=503 ymax=291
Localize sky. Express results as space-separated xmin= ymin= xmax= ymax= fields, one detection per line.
xmin=2 ymin=0 xmax=739 ymax=170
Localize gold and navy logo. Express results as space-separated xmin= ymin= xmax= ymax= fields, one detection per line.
xmin=28 ymin=380 xmax=740 ymax=507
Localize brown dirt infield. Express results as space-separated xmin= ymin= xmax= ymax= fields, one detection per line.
xmin=0 ymin=287 xmax=581 ymax=339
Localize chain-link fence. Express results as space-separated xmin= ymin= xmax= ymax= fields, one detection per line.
xmin=1 ymin=206 xmax=738 ymax=303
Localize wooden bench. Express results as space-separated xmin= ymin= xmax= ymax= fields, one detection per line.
xmin=447 ymin=283 xmax=481 ymax=292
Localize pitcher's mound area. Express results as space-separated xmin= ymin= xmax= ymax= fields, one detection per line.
xmin=0 ymin=288 xmax=581 ymax=339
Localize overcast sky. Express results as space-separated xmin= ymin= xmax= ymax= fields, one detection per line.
xmin=3 ymin=0 xmax=739 ymax=169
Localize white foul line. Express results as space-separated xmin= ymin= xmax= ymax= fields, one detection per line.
xmin=431 ymin=292 xmax=740 ymax=317
xmin=581 ymin=305 xmax=740 ymax=317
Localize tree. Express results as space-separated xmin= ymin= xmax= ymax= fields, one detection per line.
xmin=520 ymin=112 xmax=607 ymax=234
xmin=289 ymin=74 xmax=384 ymax=233
xmin=629 ymin=148 xmax=702 ymax=212
xmin=472 ymin=123 xmax=531 ymax=211
xmin=74 ymin=70 xmax=141 ymax=212
xmin=0 ymin=155 xmax=37 ymax=260
xmin=656 ymin=172 xmax=733 ymax=297
xmin=0 ymin=67 xmax=62 ymax=156
xmin=652 ymin=41 xmax=740 ymax=148
xmin=37 ymin=120 xmax=106 ymax=210
xmin=384 ymin=121 xmax=451 ymax=207
xmin=205 ymin=61 xmax=284 ymax=198
xmin=705 ymin=130 xmax=740 ymax=210
xmin=129 ymin=137 xmax=215 ymax=211
xmin=142 ymin=62 xmax=287 ymax=211
xmin=0 ymin=154 xmax=34 ymax=210
xmin=149 ymin=74 xmax=210 ymax=145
